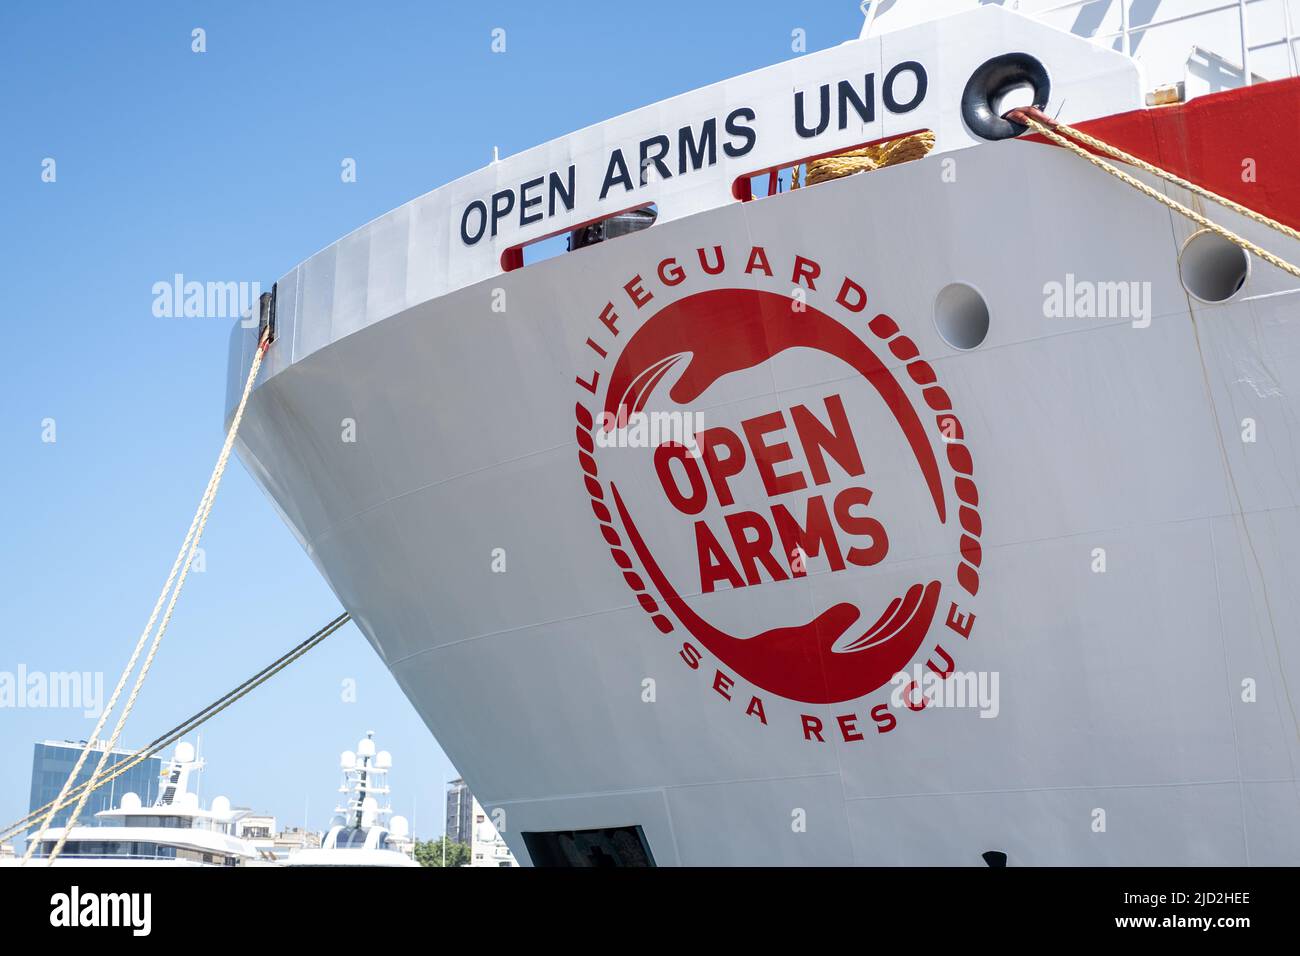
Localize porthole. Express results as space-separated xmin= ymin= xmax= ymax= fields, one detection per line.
xmin=934 ymin=282 xmax=991 ymax=350
xmin=1179 ymin=229 xmax=1250 ymax=303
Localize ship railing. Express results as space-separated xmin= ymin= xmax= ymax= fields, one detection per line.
xmin=1035 ymin=0 xmax=1299 ymax=81
xmin=32 ymin=858 xmax=171 ymax=863
xmin=33 ymin=848 xmax=224 ymax=862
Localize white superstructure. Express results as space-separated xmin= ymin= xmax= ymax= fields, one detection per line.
xmin=14 ymin=741 xmax=271 ymax=867
xmin=284 ymin=733 xmax=418 ymax=867
xmin=871 ymin=0 xmax=1299 ymax=85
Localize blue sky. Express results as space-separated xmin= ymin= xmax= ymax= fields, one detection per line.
xmin=0 ymin=0 xmax=865 ymax=845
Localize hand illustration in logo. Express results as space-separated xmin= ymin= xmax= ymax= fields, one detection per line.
xmin=599 ymin=288 xmax=946 ymax=705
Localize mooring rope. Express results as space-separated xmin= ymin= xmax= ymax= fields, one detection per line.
xmin=1013 ymin=106 xmax=1300 ymax=245
xmin=24 ymin=330 xmax=272 ymax=865
xmin=5 ymin=611 xmax=350 ymax=852
xmin=1006 ymin=106 xmax=1300 ymax=282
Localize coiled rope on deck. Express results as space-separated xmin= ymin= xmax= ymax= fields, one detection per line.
xmin=803 ymin=130 xmax=936 ymax=186
xmin=4 ymin=611 xmax=351 ymax=851
xmin=1005 ymin=106 xmax=1300 ymax=282
xmin=24 ymin=330 xmax=272 ymax=866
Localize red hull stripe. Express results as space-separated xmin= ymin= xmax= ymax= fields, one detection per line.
xmin=1027 ymin=77 xmax=1300 ymax=230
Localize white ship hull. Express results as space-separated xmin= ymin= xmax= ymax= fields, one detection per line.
xmin=229 ymin=7 xmax=1300 ymax=864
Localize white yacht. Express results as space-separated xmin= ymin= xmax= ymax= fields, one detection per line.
xmin=284 ymin=733 xmax=419 ymax=867
xmin=17 ymin=741 xmax=272 ymax=867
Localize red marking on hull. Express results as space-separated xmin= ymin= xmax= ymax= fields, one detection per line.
xmin=612 ymin=482 xmax=941 ymax=705
xmin=1028 ymin=78 xmax=1300 ymax=229
xmin=601 ymin=288 xmax=947 ymax=524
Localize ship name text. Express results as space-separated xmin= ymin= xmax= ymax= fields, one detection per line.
xmin=459 ymin=60 xmax=929 ymax=247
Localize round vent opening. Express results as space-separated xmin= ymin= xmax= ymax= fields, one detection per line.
xmin=934 ymin=282 xmax=991 ymax=350
xmin=1179 ymin=229 xmax=1250 ymax=303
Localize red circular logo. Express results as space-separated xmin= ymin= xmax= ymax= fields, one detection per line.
xmin=575 ymin=251 xmax=981 ymax=726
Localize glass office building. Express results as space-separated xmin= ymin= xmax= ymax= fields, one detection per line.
xmin=445 ymin=778 xmax=473 ymax=845
xmin=28 ymin=740 xmax=162 ymax=832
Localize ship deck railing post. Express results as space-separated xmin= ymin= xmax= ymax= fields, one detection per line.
xmin=1239 ymin=0 xmax=1252 ymax=84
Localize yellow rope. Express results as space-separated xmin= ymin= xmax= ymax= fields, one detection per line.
xmin=1018 ymin=114 xmax=1300 ymax=283
xmin=805 ymin=131 xmax=936 ymax=185
xmin=27 ymin=331 xmax=271 ymax=866
xmin=6 ymin=612 xmax=349 ymax=849
xmin=1041 ymin=118 xmax=1300 ymax=246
